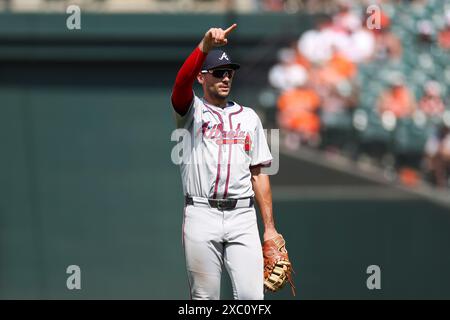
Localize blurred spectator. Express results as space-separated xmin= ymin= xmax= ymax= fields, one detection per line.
xmin=277 ymin=83 xmax=321 ymax=145
xmin=298 ymin=16 xmax=349 ymax=63
xmin=298 ymin=5 xmax=375 ymax=64
xmin=341 ymin=19 xmax=375 ymax=63
xmin=310 ymin=49 xmax=357 ymax=91
xmin=327 ymin=50 xmax=357 ymax=80
xmin=333 ymin=0 xmax=360 ymax=31
xmin=333 ymin=2 xmax=376 ymax=63
xmin=372 ymin=27 xmax=403 ymax=61
xmin=368 ymin=8 xmax=402 ymax=61
xmin=419 ymin=81 xmax=446 ymax=118
xmin=320 ymin=81 xmax=356 ymax=114
xmin=438 ymin=12 xmax=450 ymax=50
xmin=261 ymin=0 xmax=285 ymax=11
xmin=376 ymin=75 xmax=417 ymax=118
xmin=424 ymin=125 xmax=450 ymax=188
xmin=268 ymin=48 xmax=308 ymax=91
xmin=398 ymin=167 xmax=421 ymax=187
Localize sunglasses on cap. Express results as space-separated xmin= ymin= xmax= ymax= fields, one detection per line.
xmin=201 ymin=69 xmax=235 ymax=79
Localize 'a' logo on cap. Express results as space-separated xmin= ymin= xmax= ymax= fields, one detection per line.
xmin=219 ymin=53 xmax=229 ymax=61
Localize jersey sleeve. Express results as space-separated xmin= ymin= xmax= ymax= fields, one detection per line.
xmin=174 ymin=94 xmax=200 ymax=129
xmin=171 ymin=47 xmax=207 ymax=116
xmin=250 ymin=112 xmax=273 ymax=168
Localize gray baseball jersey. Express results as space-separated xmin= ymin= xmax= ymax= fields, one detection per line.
xmin=175 ymin=95 xmax=273 ymax=199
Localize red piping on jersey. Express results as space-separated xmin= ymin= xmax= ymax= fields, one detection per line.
xmin=223 ymin=105 xmax=243 ymax=199
xmin=202 ymin=103 xmax=224 ymax=199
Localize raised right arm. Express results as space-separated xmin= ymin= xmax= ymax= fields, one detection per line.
xmin=170 ymin=47 xmax=208 ymax=116
xmin=171 ymin=24 xmax=237 ymax=116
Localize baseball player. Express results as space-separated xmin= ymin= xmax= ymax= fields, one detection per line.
xmin=171 ymin=24 xmax=286 ymax=300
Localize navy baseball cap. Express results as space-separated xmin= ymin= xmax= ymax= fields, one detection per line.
xmin=201 ymin=49 xmax=240 ymax=71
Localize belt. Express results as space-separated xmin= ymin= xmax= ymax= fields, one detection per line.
xmin=185 ymin=195 xmax=254 ymax=210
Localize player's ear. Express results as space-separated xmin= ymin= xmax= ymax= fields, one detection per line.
xmin=197 ymin=72 xmax=204 ymax=85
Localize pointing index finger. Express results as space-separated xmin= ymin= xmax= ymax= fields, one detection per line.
xmin=224 ymin=23 xmax=237 ymax=36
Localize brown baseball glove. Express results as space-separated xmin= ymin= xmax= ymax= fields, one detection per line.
xmin=263 ymin=234 xmax=295 ymax=295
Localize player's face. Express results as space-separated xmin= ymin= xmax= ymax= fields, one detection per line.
xmin=200 ymin=68 xmax=235 ymax=100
